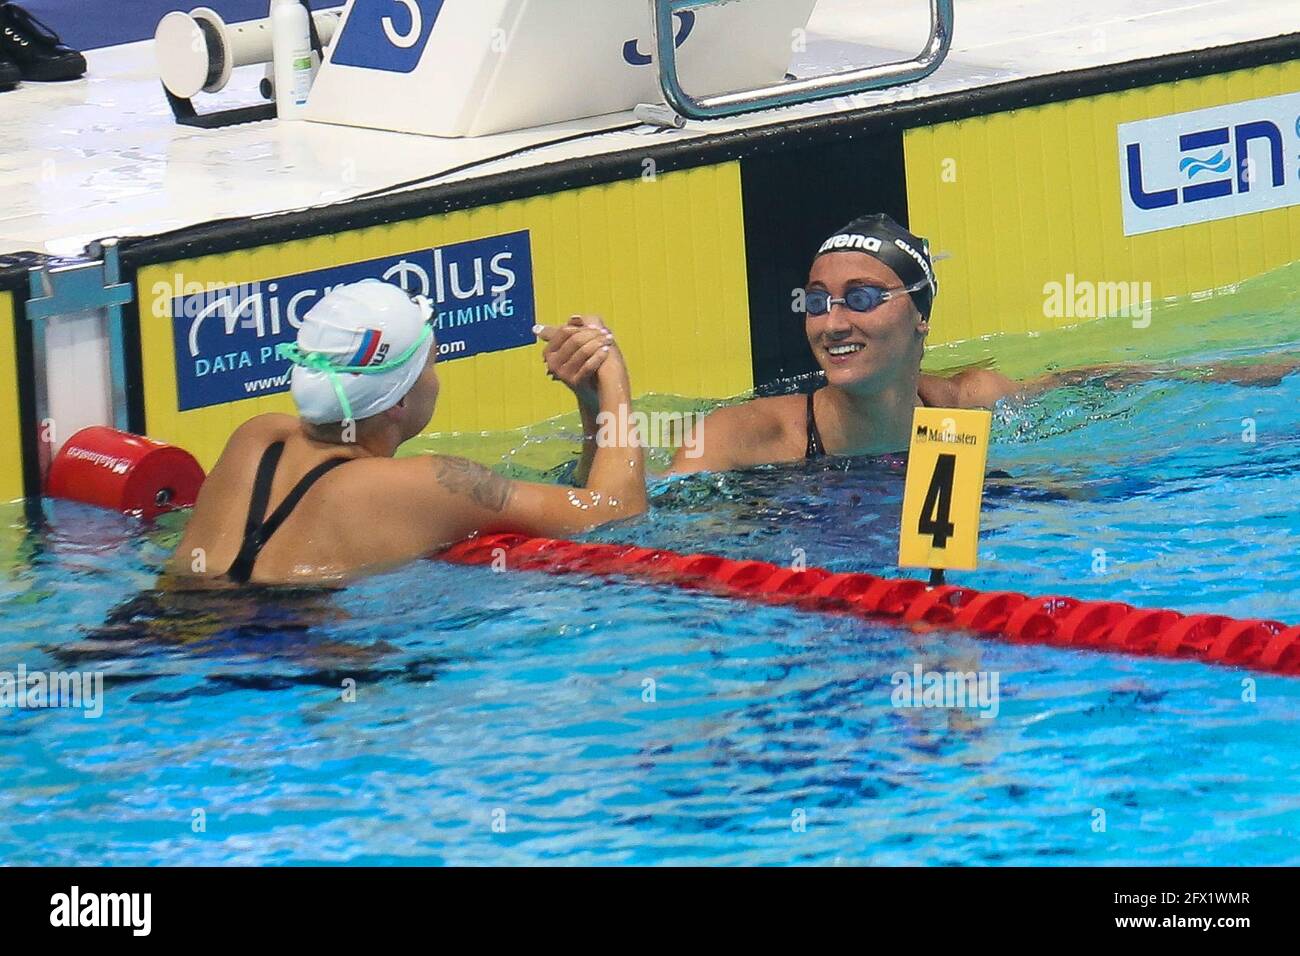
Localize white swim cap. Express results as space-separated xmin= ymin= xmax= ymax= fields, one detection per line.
xmin=283 ymin=280 xmax=435 ymax=425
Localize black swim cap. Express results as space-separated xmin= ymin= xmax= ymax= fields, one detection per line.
xmin=814 ymin=214 xmax=937 ymax=318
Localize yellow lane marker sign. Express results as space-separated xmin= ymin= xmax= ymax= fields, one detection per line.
xmin=898 ymin=407 xmax=992 ymax=573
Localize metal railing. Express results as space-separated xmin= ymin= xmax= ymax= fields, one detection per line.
xmin=649 ymin=0 xmax=954 ymax=120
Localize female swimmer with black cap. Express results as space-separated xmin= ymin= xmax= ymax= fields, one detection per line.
xmin=167 ymin=280 xmax=646 ymax=585
xmin=669 ymin=214 xmax=1017 ymax=473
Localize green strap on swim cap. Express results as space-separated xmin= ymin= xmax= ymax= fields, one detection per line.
xmin=276 ymin=324 xmax=433 ymax=423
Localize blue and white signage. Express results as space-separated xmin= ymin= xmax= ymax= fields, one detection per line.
xmin=1119 ymin=92 xmax=1300 ymax=236
xmin=621 ymin=11 xmax=694 ymax=66
xmin=170 ymin=230 xmax=536 ymax=412
xmin=329 ymin=0 xmax=444 ymax=74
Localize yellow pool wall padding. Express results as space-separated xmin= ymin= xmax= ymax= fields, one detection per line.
xmin=905 ymin=60 xmax=1300 ymax=346
xmin=0 ymin=291 xmax=25 ymax=503
xmin=137 ymin=164 xmax=754 ymax=471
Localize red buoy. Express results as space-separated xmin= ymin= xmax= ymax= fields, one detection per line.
xmin=46 ymin=426 xmax=205 ymax=520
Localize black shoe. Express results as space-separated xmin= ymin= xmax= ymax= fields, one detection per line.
xmin=0 ymin=3 xmax=86 ymax=82
xmin=0 ymin=49 xmax=18 ymax=90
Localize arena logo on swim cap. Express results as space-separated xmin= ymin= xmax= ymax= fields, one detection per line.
xmin=816 ymin=229 xmax=936 ymax=301
xmin=893 ymin=237 xmax=935 ymax=288
xmin=818 ymin=234 xmax=884 ymax=255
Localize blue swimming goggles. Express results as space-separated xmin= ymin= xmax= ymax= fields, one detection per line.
xmin=799 ymin=278 xmax=933 ymax=316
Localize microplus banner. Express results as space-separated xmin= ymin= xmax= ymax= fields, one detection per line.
xmin=166 ymin=231 xmax=535 ymax=412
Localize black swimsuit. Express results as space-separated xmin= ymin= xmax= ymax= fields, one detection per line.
xmin=804 ymin=388 xmax=930 ymax=460
xmin=226 ymin=442 xmax=353 ymax=584
xmin=805 ymin=390 xmax=828 ymax=460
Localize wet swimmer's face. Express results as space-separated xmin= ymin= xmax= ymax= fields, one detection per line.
xmin=805 ymin=252 xmax=924 ymax=391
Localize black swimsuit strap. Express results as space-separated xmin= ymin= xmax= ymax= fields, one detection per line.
xmin=241 ymin=441 xmax=285 ymax=545
xmin=227 ymin=442 xmax=352 ymax=584
xmin=256 ymin=456 xmax=352 ymax=544
xmin=805 ymin=386 xmax=933 ymax=461
xmin=805 ymin=389 xmax=826 ymax=460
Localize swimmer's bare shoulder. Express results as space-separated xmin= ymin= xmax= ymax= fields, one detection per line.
xmin=668 ymin=394 xmax=803 ymax=474
xmin=920 ymin=370 xmax=1018 ymax=409
xmin=237 ymin=412 xmax=299 ymax=436
xmin=168 ymin=413 xmax=347 ymax=579
xmin=182 ymin=413 xmax=300 ymax=515
xmin=211 ymin=412 xmax=300 ymax=462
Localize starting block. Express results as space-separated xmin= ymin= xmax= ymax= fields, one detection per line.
xmin=303 ymin=0 xmax=818 ymax=137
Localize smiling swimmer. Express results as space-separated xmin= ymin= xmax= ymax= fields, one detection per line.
xmin=669 ymin=214 xmax=1018 ymax=473
xmin=167 ymin=279 xmax=646 ymax=585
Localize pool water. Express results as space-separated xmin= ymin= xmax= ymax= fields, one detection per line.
xmin=1 ymin=265 xmax=1298 ymax=866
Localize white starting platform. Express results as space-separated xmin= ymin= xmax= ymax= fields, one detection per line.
xmin=1 ymin=0 xmax=1292 ymax=256
xmin=305 ymin=0 xmax=819 ymax=136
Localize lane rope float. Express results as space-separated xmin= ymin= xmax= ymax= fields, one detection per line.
xmin=439 ymin=534 xmax=1300 ymax=677
xmin=46 ymin=427 xmax=206 ymax=520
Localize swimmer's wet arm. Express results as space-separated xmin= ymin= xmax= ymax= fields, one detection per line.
xmin=1017 ymin=361 xmax=1199 ymax=396
xmin=1017 ymin=357 xmax=1300 ymax=397
xmin=578 ymin=344 xmax=646 ymax=512
xmin=420 ymin=348 xmax=646 ymax=540
xmin=537 ymin=317 xmax=620 ymax=487
xmin=567 ymin=349 xmax=617 ymax=488
xmin=1014 ymin=363 xmax=1124 ymax=396
xmin=572 ymin=399 xmax=600 ymax=487
xmin=422 ymin=449 xmax=644 ymax=541
xmin=667 ymin=402 xmax=782 ymax=474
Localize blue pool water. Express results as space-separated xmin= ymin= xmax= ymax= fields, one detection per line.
xmin=2 ymin=270 xmax=1298 ymax=866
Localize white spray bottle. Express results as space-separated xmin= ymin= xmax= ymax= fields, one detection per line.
xmin=271 ymin=0 xmax=313 ymax=120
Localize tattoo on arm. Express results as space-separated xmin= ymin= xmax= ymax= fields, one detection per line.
xmin=432 ymin=457 xmax=513 ymax=512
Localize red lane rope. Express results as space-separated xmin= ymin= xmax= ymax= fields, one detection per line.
xmin=438 ymin=534 xmax=1300 ymax=677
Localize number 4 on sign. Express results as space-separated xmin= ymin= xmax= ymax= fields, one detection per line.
xmin=917 ymin=453 xmax=956 ymax=548
xmin=898 ymin=408 xmax=992 ymax=573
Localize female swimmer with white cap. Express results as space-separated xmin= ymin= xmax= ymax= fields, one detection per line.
xmin=168 ymin=279 xmax=646 ymax=585
xmin=669 ymin=214 xmax=1017 ymax=473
